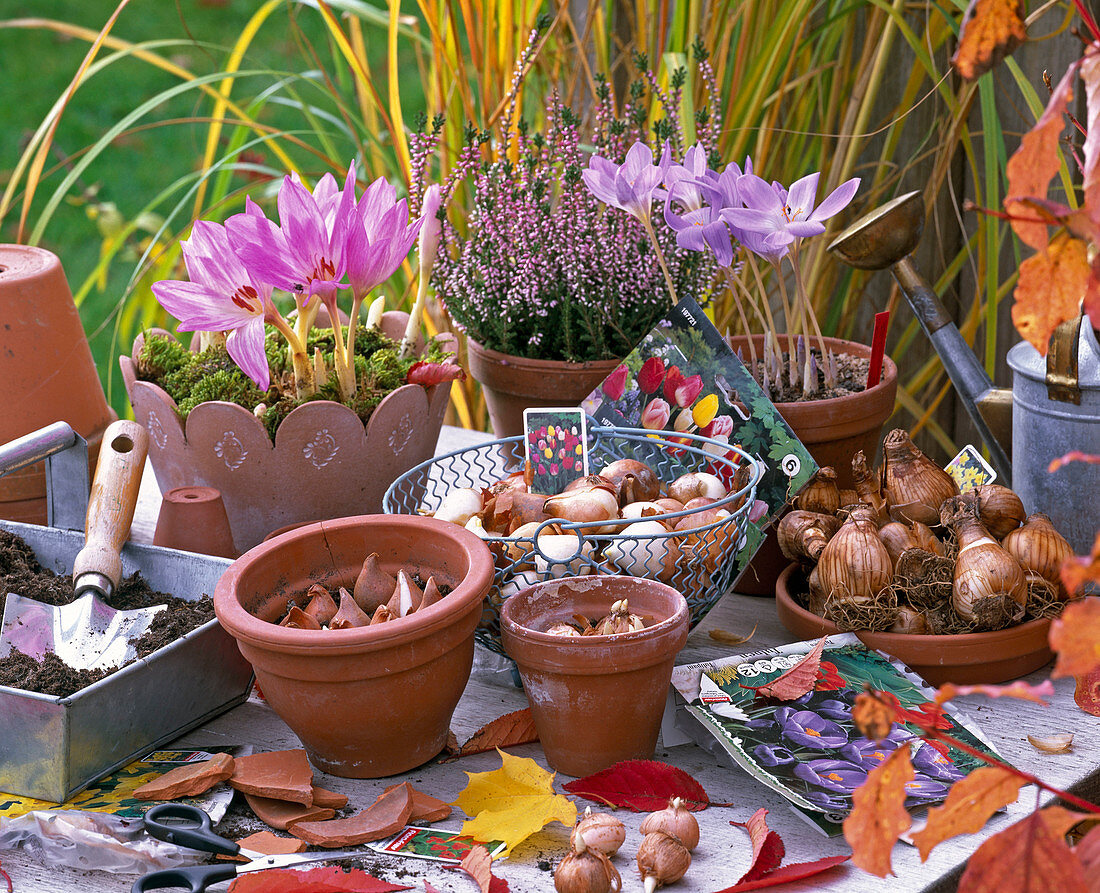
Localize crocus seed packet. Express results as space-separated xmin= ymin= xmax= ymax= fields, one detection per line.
xmin=583 ymin=296 xmax=818 ymax=589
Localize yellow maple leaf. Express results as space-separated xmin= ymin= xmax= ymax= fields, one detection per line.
xmin=451 ymin=749 xmax=577 ymax=854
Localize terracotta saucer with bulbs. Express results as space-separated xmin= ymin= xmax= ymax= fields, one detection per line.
xmin=775 ymin=563 xmax=1053 ymax=686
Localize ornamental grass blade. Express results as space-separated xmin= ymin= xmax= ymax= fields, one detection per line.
xmin=228 ymin=866 xmax=412 ymax=893
xmin=957 ymin=808 xmax=1089 ymax=893
xmin=739 ymin=637 xmax=825 ymax=700
xmin=842 ymin=744 xmax=913 ymax=877
xmin=441 ymin=709 xmax=539 ymax=762
xmin=911 ymin=767 xmax=1027 ymax=861
xmin=562 ymin=760 xmax=714 ymax=812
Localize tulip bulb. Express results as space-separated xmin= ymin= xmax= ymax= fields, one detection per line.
xmin=353 ymin=552 xmax=397 ymax=613
xmin=545 ymin=484 xmax=620 ymax=534
xmin=668 ymin=472 xmax=727 ymax=503
xmin=603 ymin=520 xmax=679 ymax=582
xmin=594 ymin=599 xmax=647 ymax=635
xmin=432 ymin=487 xmax=483 ymax=525
xmin=600 ymin=459 xmax=660 ymax=506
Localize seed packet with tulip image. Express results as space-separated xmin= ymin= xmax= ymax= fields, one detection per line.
xmin=370 ymin=826 xmax=507 ymax=863
xmin=523 ymin=408 xmax=589 ymax=495
xmin=583 ymin=295 xmax=818 ymax=585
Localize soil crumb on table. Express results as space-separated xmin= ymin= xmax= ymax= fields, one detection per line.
xmin=0 ymin=529 xmax=215 ymax=697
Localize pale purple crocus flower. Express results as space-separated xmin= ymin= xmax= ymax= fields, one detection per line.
xmin=582 ymin=140 xmax=671 ymax=224
xmin=151 ymin=220 xmax=274 ymax=390
xmin=346 ymin=176 xmax=425 ymax=297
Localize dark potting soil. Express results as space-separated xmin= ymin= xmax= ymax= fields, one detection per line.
xmin=0 ymin=528 xmax=215 ymax=697
xmin=747 ymin=350 xmax=872 ymax=402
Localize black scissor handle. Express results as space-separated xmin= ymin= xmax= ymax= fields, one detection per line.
xmin=131 ymin=862 xmax=238 ymax=893
xmin=142 ymin=803 xmax=240 ymax=857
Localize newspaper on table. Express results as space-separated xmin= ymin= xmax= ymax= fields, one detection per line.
xmin=667 ymin=635 xmax=1002 ymax=836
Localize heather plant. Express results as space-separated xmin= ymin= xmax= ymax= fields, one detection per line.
xmin=421 ymin=54 xmax=717 ymax=364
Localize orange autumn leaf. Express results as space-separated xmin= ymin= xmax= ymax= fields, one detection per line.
xmin=1074 ymin=823 xmax=1100 ymax=888
xmin=1061 ymin=535 xmax=1100 ymax=596
xmin=459 ymin=845 xmax=493 ymax=893
xmin=951 ymin=0 xmax=1027 ymax=81
xmin=852 ymin=691 xmax=895 ymax=742
xmin=1005 ymin=66 xmax=1075 ymax=251
xmin=843 ymin=744 xmax=913 ymax=877
xmin=1048 ymin=452 xmax=1100 ymax=473
xmin=911 ymin=767 xmax=1026 ymax=861
xmin=443 ymin=709 xmax=539 ymax=761
xmin=1073 ymin=664 xmax=1100 ymax=717
xmin=957 ymin=808 xmax=1089 ymax=893
xmin=1050 ymin=597 xmax=1100 ymax=679
xmin=1011 ymin=233 xmax=1091 ymax=354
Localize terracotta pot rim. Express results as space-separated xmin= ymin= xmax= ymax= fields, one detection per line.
xmin=726 ymin=334 xmax=898 ymax=412
xmin=776 ymin=562 xmax=1051 ymax=648
xmin=466 ymin=337 xmax=622 ymax=372
xmin=214 ymin=515 xmax=495 ymax=654
xmin=499 ymin=575 xmax=690 ymax=646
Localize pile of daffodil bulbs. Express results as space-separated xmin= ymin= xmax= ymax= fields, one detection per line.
xmin=272 ymin=553 xmax=451 ymax=631
xmin=555 ymin=800 xmax=699 ymax=893
xmin=779 ymin=428 xmax=1080 ymax=634
xmin=426 ymin=457 xmax=753 ymax=596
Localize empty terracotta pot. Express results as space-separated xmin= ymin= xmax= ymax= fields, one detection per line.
xmin=214 ymin=515 xmax=495 ymax=777
xmin=775 ymin=562 xmax=1053 ymax=685
xmin=500 ymin=575 xmax=690 ymax=777
xmin=153 ymin=486 xmax=237 ymax=558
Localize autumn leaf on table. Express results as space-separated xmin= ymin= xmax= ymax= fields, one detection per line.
xmin=1011 ymin=233 xmax=1092 ymax=354
xmin=739 ymin=637 xmax=825 ymax=700
xmin=458 ymin=844 xmax=510 ymax=893
xmin=910 ymin=766 xmax=1027 ymax=861
xmin=934 ymin=679 xmax=1054 ymax=707
xmin=442 ymin=709 xmax=539 ymax=761
xmin=843 ymin=744 xmax=913 ymax=877
xmin=708 ymin=808 xmax=848 ymax=893
xmin=451 ymin=749 xmax=576 ymax=854
xmin=563 ymin=760 xmax=715 ymax=812
xmin=228 ymin=866 xmax=411 ymax=893
xmin=951 ymin=0 xmax=1026 ymax=81
xmin=957 ymin=806 xmax=1090 ymax=893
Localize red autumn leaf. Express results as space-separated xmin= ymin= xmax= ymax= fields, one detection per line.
xmin=1005 ymin=65 xmax=1075 ymax=251
xmin=228 ymin=866 xmax=412 ymax=893
xmin=441 ymin=709 xmax=539 ymax=761
xmin=910 ymin=767 xmax=1027 ymax=861
xmin=935 ymin=679 xmax=1054 ymax=707
xmin=406 ymin=361 xmax=466 ymax=387
xmin=1050 ymin=597 xmax=1100 ymax=679
xmin=740 ymin=637 xmax=826 ymax=700
xmin=957 ymin=808 xmax=1089 ymax=893
xmin=951 ymin=0 xmax=1026 ymax=81
xmin=843 ymin=745 xmax=914 ymax=877
xmin=1074 ymin=824 xmax=1100 ymax=890
xmin=708 ymin=856 xmax=850 ymax=892
xmin=730 ymin=809 xmax=785 ymax=881
xmin=1074 ymin=664 xmax=1100 ymax=717
xmin=1061 ymin=536 xmax=1100 ymax=597
xmin=563 ymin=760 xmax=714 ymax=812
xmin=1049 ymin=452 xmax=1100 ymax=473
xmin=1011 ymin=233 xmax=1092 ymax=354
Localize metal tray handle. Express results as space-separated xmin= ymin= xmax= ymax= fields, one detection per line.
xmin=0 ymin=421 xmax=90 ymax=531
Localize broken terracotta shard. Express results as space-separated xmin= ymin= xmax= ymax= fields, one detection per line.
xmin=289 ymin=782 xmax=414 ymax=847
xmin=229 ymin=749 xmax=314 ymax=806
xmin=133 ymin=752 xmax=235 ymax=801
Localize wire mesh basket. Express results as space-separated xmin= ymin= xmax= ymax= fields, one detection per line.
xmin=383 ymin=425 xmax=761 ymax=654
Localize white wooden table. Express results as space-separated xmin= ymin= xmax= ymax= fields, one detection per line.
xmin=3 ymin=426 xmax=1098 ymax=892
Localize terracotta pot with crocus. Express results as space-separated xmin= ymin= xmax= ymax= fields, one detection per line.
xmin=124 ymin=165 xmax=464 ymax=550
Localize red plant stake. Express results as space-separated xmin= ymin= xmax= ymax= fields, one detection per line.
xmin=867 ymin=311 xmax=890 ymax=388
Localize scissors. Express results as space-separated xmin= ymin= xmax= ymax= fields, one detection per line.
xmin=133 ymin=803 xmax=368 ymax=892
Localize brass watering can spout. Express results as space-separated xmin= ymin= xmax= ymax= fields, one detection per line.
xmin=828 ymin=191 xmax=1014 ymax=484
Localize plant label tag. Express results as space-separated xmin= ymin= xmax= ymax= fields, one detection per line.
xmin=946 ymin=444 xmax=997 ymax=490
xmin=523 ymin=408 xmax=589 ymax=495
xmin=370 ymin=826 xmax=507 ymax=863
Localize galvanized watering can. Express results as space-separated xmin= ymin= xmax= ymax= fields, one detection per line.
xmin=829 ymin=191 xmax=1100 ymax=554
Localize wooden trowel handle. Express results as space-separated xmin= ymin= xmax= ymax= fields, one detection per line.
xmin=72 ymin=420 xmax=149 ymax=597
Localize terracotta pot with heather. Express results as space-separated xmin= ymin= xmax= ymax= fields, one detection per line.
xmin=213 ymin=514 xmax=495 ymax=777
xmin=500 ymin=575 xmax=689 ymax=777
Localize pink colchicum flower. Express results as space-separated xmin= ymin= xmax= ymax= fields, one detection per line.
xmin=640 ymin=397 xmax=671 ymax=430
xmin=581 ymin=141 xmax=671 ymax=224
xmin=637 ymin=356 xmax=666 ymax=394
xmin=601 ymin=364 xmax=629 ymax=401
xmin=347 ymin=176 xmax=425 ymax=297
xmin=151 ymin=220 xmax=274 ymax=390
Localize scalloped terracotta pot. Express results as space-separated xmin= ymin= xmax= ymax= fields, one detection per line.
xmin=500 ymin=575 xmax=690 ymax=777
xmin=466 ymin=338 xmax=620 ymax=438
xmin=121 ymin=313 xmax=453 ymax=552
xmin=214 ymin=514 xmax=495 ymax=777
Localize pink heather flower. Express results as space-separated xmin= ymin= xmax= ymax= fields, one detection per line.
xmin=226 ymin=167 xmax=358 ymax=303
xmin=601 ymin=364 xmax=629 ymax=401
xmin=641 ymin=397 xmax=671 ymax=430
xmin=346 ymin=175 xmax=425 ymax=296
xmin=581 ymin=140 xmax=671 ymax=224
xmin=637 ymin=356 xmax=666 ymax=393
xmin=151 ymin=219 xmax=273 ymax=390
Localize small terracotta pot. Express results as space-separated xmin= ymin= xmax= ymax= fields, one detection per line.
xmin=727 ymin=334 xmax=898 ymax=595
xmin=775 ymin=562 xmax=1053 ymax=685
xmin=466 ymin=338 xmax=620 ymax=438
xmin=121 ymin=313 xmax=453 ymax=552
xmin=153 ymin=486 xmax=237 ymax=558
xmin=214 ymin=514 xmax=495 ymax=777
xmin=500 ymin=575 xmax=690 ymax=777
xmin=0 ymin=245 xmax=117 ymax=523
